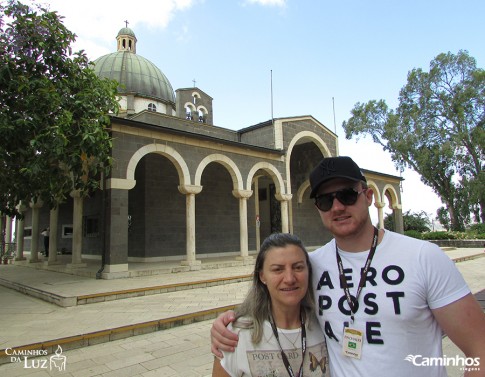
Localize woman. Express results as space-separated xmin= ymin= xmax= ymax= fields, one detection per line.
xmin=212 ymin=233 xmax=328 ymax=377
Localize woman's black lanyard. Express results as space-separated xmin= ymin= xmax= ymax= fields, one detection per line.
xmin=269 ymin=311 xmax=307 ymax=377
xmin=336 ymin=226 xmax=379 ymax=324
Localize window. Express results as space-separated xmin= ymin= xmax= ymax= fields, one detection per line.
xmin=148 ymin=103 xmax=157 ymax=112
xmin=24 ymin=227 xmax=32 ymax=238
xmin=186 ymin=106 xmax=193 ymax=120
xmin=83 ymin=216 xmax=99 ymax=237
xmin=62 ymin=225 xmax=73 ymax=239
xmin=192 ymin=92 xmax=201 ymax=105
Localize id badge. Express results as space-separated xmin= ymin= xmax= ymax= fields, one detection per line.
xmin=342 ymin=327 xmax=363 ymax=359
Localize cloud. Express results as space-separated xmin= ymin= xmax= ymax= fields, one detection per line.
xmin=245 ymin=0 xmax=287 ymax=6
xmin=42 ymin=0 xmax=196 ymax=58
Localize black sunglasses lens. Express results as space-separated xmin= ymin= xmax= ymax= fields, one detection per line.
xmin=336 ymin=188 xmax=359 ymax=205
xmin=315 ymin=195 xmax=333 ymax=211
xmin=315 ymin=188 xmax=359 ymax=211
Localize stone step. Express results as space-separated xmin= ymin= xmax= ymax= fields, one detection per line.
xmin=0 ymin=304 xmax=238 ymax=365
xmin=0 ymin=273 xmax=252 ymax=307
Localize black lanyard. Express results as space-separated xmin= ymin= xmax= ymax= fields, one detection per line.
xmin=336 ymin=226 xmax=379 ymax=323
xmin=269 ymin=311 xmax=307 ymax=377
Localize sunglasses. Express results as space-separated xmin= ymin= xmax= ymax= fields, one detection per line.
xmin=314 ymin=187 xmax=367 ymax=212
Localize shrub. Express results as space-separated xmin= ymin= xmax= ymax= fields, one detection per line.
xmin=467 ymin=224 xmax=485 ymax=239
xmin=421 ymin=231 xmax=457 ymax=240
xmin=468 ymin=223 xmax=485 ymax=233
xmin=404 ymin=230 xmax=423 ymax=239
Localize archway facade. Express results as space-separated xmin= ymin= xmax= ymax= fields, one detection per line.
xmin=19 ymin=114 xmax=403 ymax=279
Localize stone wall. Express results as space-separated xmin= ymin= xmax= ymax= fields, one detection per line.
xmin=430 ymin=239 xmax=485 ymax=248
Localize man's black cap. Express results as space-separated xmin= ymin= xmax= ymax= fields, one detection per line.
xmin=309 ymin=156 xmax=366 ymax=198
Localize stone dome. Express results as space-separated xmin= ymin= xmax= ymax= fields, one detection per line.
xmin=93 ymin=27 xmax=175 ymax=105
xmin=117 ymin=27 xmax=136 ymax=38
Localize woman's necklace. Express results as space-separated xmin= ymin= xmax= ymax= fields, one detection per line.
xmin=269 ymin=311 xmax=307 ymax=377
xmin=279 ymin=328 xmax=301 ymax=351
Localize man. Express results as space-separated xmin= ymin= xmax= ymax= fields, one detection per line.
xmin=211 ymin=156 xmax=485 ymax=376
xmin=41 ymin=227 xmax=49 ymax=257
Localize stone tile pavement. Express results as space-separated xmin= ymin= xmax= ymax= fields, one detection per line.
xmin=0 ymin=248 xmax=483 ymax=376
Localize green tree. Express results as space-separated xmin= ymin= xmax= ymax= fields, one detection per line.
xmin=0 ymin=0 xmax=119 ymax=217
xmin=342 ymin=50 xmax=484 ymax=231
xmin=436 ymin=207 xmax=451 ymax=231
xmin=384 ymin=210 xmax=431 ymax=232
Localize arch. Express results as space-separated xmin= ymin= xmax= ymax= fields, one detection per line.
xmin=296 ymin=180 xmax=311 ymax=204
xmin=285 ymin=131 xmax=333 ymax=195
xmin=366 ymin=180 xmax=382 ymax=203
xmin=197 ymin=105 xmax=208 ymax=114
xmin=191 ymin=92 xmax=201 ymax=106
xmin=194 ymin=154 xmax=244 ymax=191
xmin=383 ymin=184 xmax=400 ymax=209
xmin=246 ymin=162 xmax=286 ymax=196
xmin=197 ymin=105 xmax=208 ymax=123
xmin=184 ymin=102 xmax=196 ymax=120
xmin=184 ymin=102 xmax=196 ymax=111
xmin=126 ymin=143 xmax=191 ymax=187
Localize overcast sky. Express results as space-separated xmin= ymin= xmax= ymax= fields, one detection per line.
xmin=39 ymin=0 xmax=485 ymax=225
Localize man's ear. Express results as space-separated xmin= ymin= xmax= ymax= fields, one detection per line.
xmin=366 ymin=187 xmax=374 ymax=206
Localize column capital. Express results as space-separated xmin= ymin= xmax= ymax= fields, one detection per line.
xmin=232 ymin=189 xmax=253 ymax=199
xmin=16 ymin=202 xmax=27 ymax=213
xmin=29 ymin=199 xmax=44 ymax=208
xmin=70 ymin=189 xmax=81 ymax=198
xmin=374 ymin=201 xmax=385 ymax=209
xmin=391 ymin=204 xmax=403 ymax=210
xmin=178 ymin=184 xmax=203 ymax=195
xmin=106 ymin=178 xmax=136 ymax=190
xmin=275 ymin=193 xmax=292 ymax=202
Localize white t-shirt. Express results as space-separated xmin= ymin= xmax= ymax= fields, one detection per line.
xmin=310 ymin=230 xmax=470 ymax=377
xmin=221 ymin=316 xmax=329 ymax=377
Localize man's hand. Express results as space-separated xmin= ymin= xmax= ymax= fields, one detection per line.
xmin=210 ymin=310 xmax=238 ymax=358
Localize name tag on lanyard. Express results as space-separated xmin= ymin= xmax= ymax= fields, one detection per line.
xmin=342 ymin=327 xmax=364 ymax=359
xmin=337 ymin=226 xmax=379 ymax=360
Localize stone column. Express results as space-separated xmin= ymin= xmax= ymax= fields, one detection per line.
xmin=103 ymin=182 xmax=132 ymax=279
xmin=29 ymin=200 xmax=43 ymax=263
xmin=67 ymin=191 xmax=86 ymax=268
xmin=393 ymin=206 xmax=404 ymax=234
xmin=47 ymin=206 xmax=61 ymax=265
xmin=275 ymin=193 xmax=292 ymax=233
xmin=15 ymin=203 xmax=26 ymax=261
xmin=178 ymin=184 xmax=202 ymax=269
xmin=288 ymin=199 xmax=294 ymax=235
xmin=253 ymin=179 xmax=261 ymax=251
xmin=374 ymin=201 xmax=385 ymax=229
xmin=5 ymin=216 xmax=12 ymax=244
xmin=233 ymin=189 xmax=253 ymax=261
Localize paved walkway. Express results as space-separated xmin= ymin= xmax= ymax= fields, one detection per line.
xmin=0 ymin=248 xmax=483 ymax=376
